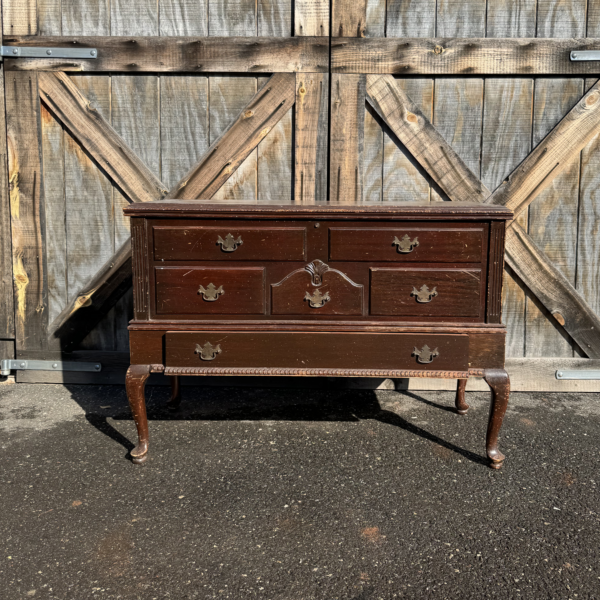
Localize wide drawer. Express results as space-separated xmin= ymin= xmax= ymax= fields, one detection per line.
xmin=155 ymin=267 xmax=265 ymax=315
xmin=153 ymin=226 xmax=306 ymax=261
xmin=165 ymin=332 xmax=469 ymax=371
xmin=370 ymin=268 xmax=482 ymax=317
xmin=329 ymin=226 xmax=484 ymax=262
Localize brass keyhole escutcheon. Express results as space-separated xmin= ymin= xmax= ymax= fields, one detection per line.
xmin=198 ymin=283 xmax=224 ymax=302
xmin=217 ymin=233 xmax=243 ymax=252
xmin=411 ymin=284 xmax=438 ymax=303
xmin=393 ymin=234 xmax=419 ymax=253
xmin=412 ymin=345 xmax=439 ymax=364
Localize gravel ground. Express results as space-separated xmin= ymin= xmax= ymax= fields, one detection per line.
xmin=0 ymin=381 xmax=599 ymax=599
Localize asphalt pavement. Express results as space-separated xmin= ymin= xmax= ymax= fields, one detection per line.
xmin=1 ymin=381 xmax=599 ymax=599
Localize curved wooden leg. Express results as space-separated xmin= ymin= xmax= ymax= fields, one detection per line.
xmin=484 ymin=369 xmax=510 ymax=470
xmin=455 ymin=378 xmax=469 ymax=415
xmin=126 ymin=365 xmax=151 ymax=464
xmin=167 ymin=375 xmax=181 ymax=411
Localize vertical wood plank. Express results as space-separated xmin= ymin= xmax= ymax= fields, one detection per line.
xmin=295 ymin=0 xmax=329 ymax=36
xmin=2 ymin=0 xmax=36 ymax=35
xmin=61 ymin=0 xmax=110 ymax=35
xmin=209 ymin=77 xmax=258 ymax=200
xmin=295 ymin=73 xmax=329 ymax=203
xmin=64 ymin=76 xmax=114 ymax=350
xmin=258 ymin=0 xmax=291 ymax=36
xmin=365 ymin=0 xmax=386 ymax=37
xmin=363 ymin=105 xmax=383 ymax=202
xmin=37 ymin=0 xmax=62 ymax=36
xmin=536 ymin=0 xmax=586 ymax=37
xmin=5 ymin=72 xmax=47 ymax=351
xmin=111 ymin=0 xmax=158 ymax=36
xmin=333 ymin=0 xmax=367 ymax=38
xmin=160 ymin=76 xmax=209 ymax=191
xmin=481 ymin=78 xmax=533 ymax=357
xmin=436 ymin=0 xmax=486 ymax=36
xmin=330 ymin=74 xmax=366 ymax=203
xmin=209 ymin=0 xmax=256 ymax=36
xmin=40 ymin=102 xmax=66 ymax=327
xmin=486 ymin=0 xmax=536 ymax=37
xmin=386 ymin=0 xmax=435 ymax=37
xmin=160 ymin=0 xmax=209 ymax=36
xmin=526 ymin=78 xmax=583 ymax=356
xmin=257 ymin=7 xmax=292 ymax=202
xmin=0 ymin=64 xmax=15 ymax=340
xmin=382 ymin=79 xmax=433 ymax=202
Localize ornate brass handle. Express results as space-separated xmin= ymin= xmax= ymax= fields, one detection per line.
xmin=198 ymin=283 xmax=224 ymax=302
xmin=393 ymin=234 xmax=419 ymax=254
xmin=413 ymin=345 xmax=439 ymax=364
xmin=305 ymin=289 xmax=330 ymax=308
xmin=217 ymin=233 xmax=243 ymax=252
xmin=195 ymin=342 xmax=221 ymax=361
xmin=411 ymin=284 xmax=437 ymax=303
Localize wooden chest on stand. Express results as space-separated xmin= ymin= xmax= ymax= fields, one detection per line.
xmin=124 ymin=200 xmax=513 ymax=468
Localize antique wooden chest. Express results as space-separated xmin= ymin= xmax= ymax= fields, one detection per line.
xmin=124 ymin=200 xmax=513 ymax=468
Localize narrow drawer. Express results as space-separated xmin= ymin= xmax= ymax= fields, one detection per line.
xmin=153 ymin=226 xmax=306 ymax=261
xmin=370 ymin=268 xmax=482 ymax=318
xmin=166 ymin=332 xmax=469 ymax=371
xmin=329 ymin=226 xmax=484 ymax=262
xmin=155 ymin=267 xmax=265 ymax=315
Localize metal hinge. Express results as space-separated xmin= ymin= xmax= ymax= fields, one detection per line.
xmin=1 ymin=359 xmax=102 ymax=377
xmin=556 ymin=370 xmax=600 ymax=380
xmin=570 ymin=51 xmax=600 ymax=61
xmin=1 ymin=46 xmax=98 ymax=60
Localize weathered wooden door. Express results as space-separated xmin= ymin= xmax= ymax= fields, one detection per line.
xmin=3 ymin=0 xmax=600 ymax=390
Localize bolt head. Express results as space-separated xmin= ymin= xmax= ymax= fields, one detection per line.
xmin=95 ymin=365 xmax=101 ymax=371
xmin=46 ymin=49 xmax=52 ymax=56
xmin=12 ymin=48 xmax=18 ymax=55
xmin=52 ymin=363 xmax=58 ymax=369
xmin=20 ymin=362 xmax=26 ymax=368
xmin=90 ymin=50 xmax=97 ymax=56
xmin=557 ymin=371 xmax=563 ymax=378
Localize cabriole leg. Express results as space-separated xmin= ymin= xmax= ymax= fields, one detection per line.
xmin=455 ymin=378 xmax=469 ymax=415
xmin=126 ymin=365 xmax=151 ymax=464
xmin=484 ymin=369 xmax=511 ymax=470
xmin=167 ymin=375 xmax=181 ymax=411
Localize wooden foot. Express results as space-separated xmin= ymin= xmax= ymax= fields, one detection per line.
xmin=126 ymin=365 xmax=151 ymax=464
xmin=484 ymin=369 xmax=510 ymax=469
xmin=167 ymin=375 xmax=181 ymax=411
xmin=455 ymin=378 xmax=469 ymax=415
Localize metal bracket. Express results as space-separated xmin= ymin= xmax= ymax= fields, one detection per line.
xmin=1 ymin=359 xmax=102 ymax=377
xmin=570 ymin=51 xmax=600 ymax=62
xmin=1 ymin=46 xmax=98 ymax=60
xmin=556 ymin=370 xmax=600 ymax=380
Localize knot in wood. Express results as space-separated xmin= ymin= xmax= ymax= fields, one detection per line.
xmin=243 ymin=110 xmax=254 ymax=119
xmin=406 ymin=112 xmax=418 ymax=123
xmin=434 ymin=45 xmax=444 ymax=55
xmin=586 ymin=92 xmax=599 ymax=107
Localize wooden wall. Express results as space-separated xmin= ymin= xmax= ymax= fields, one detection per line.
xmin=362 ymin=0 xmax=600 ymax=360
xmin=35 ymin=0 xmax=295 ymax=352
xmin=6 ymin=0 xmax=600 ymax=366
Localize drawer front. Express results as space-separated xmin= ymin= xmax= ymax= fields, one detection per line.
xmin=155 ymin=267 xmax=265 ymax=315
xmin=329 ymin=227 xmax=484 ymax=262
xmin=153 ymin=226 xmax=306 ymax=261
xmin=271 ymin=262 xmax=363 ymax=316
xmin=166 ymin=332 xmax=469 ymax=371
xmin=370 ymin=268 xmax=482 ymax=317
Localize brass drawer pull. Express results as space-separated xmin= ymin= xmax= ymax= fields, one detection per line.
xmin=198 ymin=283 xmax=224 ymax=302
xmin=411 ymin=284 xmax=438 ymax=303
xmin=305 ymin=289 xmax=331 ymax=308
xmin=413 ymin=345 xmax=439 ymax=364
xmin=195 ymin=342 xmax=221 ymax=361
xmin=217 ymin=233 xmax=243 ymax=252
xmin=393 ymin=234 xmax=419 ymax=253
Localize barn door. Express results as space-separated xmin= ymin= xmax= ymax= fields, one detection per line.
xmin=3 ymin=0 xmax=600 ymax=389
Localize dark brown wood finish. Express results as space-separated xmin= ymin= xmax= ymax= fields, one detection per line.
xmin=125 ymin=200 xmax=512 ymax=468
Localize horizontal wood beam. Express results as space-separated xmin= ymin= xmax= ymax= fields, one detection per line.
xmin=4 ymin=36 xmax=329 ymax=73
xmin=48 ymin=239 xmax=132 ymax=352
xmin=167 ymin=72 xmax=296 ymax=200
xmin=38 ymin=72 xmax=168 ymax=203
xmin=333 ymin=37 xmax=600 ymax=75
xmin=366 ymin=74 xmax=490 ymax=204
xmin=488 ymin=79 xmax=600 ymax=220
xmin=506 ymin=225 xmax=600 ymax=359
